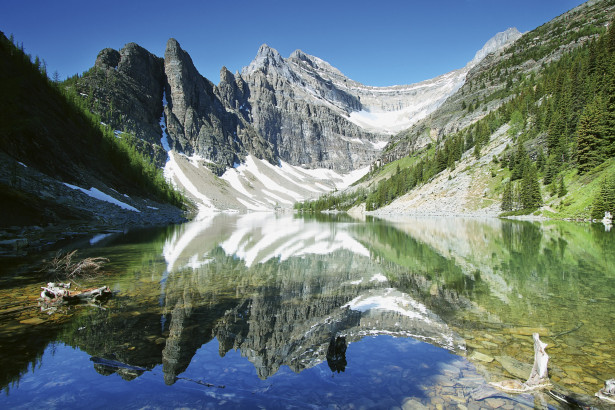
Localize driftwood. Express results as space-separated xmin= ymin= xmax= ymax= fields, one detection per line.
xmin=490 ymin=333 xmax=551 ymax=393
xmin=596 ymin=379 xmax=615 ymax=403
xmin=91 ymin=357 xmax=147 ymax=372
xmin=90 ymin=357 xmax=225 ymax=388
xmin=40 ymin=282 xmax=111 ymax=305
xmin=486 ymin=332 xmax=615 ymax=406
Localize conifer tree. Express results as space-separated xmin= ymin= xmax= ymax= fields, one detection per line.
xmin=511 ymin=143 xmax=527 ymax=181
xmin=558 ymin=175 xmax=567 ymax=197
xmin=606 ymin=15 xmax=615 ymax=54
xmin=521 ymin=162 xmax=542 ymax=209
xmin=577 ymin=96 xmax=606 ymax=174
xmin=536 ymin=148 xmax=545 ymax=172
xmin=548 ymin=109 xmax=567 ymax=157
xmin=501 ymin=181 xmax=513 ymax=211
xmin=591 ymin=177 xmax=610 ymax=220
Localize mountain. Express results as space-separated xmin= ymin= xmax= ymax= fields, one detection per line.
xmin=0 ymin=32 xmax=185 ymax=252
xmin=62 ymin=28 xmax=518 ymax=212
xmin=306 ymin=0 xmax=615 ymax=220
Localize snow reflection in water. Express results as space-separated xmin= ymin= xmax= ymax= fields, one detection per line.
xmin=1 ymin=214 xmax=614 ymax=408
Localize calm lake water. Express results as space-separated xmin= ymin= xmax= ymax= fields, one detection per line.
xmin=1 ymin=214 xmax=614 ymax=409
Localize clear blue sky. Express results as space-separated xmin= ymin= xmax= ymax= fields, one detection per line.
xmin=3 ymin=0 xmax=588 ymax=87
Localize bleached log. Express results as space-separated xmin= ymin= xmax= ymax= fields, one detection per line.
xmin=596 ymin=379 xmax=615 ymax=403
xmin=525 ymin=333 xmax=550 ymax=388
xmin=490 ymin=333 xmax=551 ymax=393
xmin=40 ymin=283 xmax=111 ymax=304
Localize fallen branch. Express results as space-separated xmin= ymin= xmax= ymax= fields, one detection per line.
xmin=490 ymin=333 xmax=551 ymax=393
xmin=40 ymin=282 xmax=111 ymax=305
xmin=551 ymin=321 xmax=583 ymax=338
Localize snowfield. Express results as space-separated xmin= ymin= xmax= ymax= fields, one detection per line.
xmin=163 ymin=152 xmax=369 ymax=214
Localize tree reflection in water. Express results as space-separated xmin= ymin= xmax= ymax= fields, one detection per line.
xmin=1 ymin=214 xmax=614 ymax=408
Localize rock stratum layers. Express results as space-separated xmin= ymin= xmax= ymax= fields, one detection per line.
xmin=73 ymin=30 xmax=520 ymax=175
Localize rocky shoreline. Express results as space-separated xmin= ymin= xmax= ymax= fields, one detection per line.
xmin=0 ymin=153 xmax=189 ymax=257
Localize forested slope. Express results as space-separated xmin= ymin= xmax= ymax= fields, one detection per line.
xmin=297 ymin=0 xmax=615 ymax=220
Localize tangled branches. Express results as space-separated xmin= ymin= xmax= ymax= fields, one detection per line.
xmin=41 ymin=250 xmax=109 ymax=281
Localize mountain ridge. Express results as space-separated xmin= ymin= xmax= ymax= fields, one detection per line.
xmin=311 ymin=0 xmax=615 ymax=221
xmin=53 ymin=26 xmax=523 ymax=213
xmin=67 ymin=27 xmax=519 ymax=174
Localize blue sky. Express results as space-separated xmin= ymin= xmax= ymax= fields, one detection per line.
xmin=3 ymin=0 xmax=587 ymax=86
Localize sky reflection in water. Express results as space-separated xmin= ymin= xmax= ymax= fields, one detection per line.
xmin=1 ymin=214 xmax=614 ymax=408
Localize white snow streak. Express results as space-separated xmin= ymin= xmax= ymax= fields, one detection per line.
xmin=63 ymin=183 xmax=140 ymax=212
xmin=164 ymin=151 xmax=215 ymax=212
xmin=219 ymin=215 xmax=370 ymax=267
xmin=343 ymin=288 xmax=431 ymax=322
xmin=160 ymin=91 xmax=171 ymax=152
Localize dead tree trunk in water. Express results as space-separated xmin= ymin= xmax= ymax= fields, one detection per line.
xmin=490 ymin=333 xmax=551 ymax=393
xmin=597 ymin=379 xmax=615 ymax=403
xmin=525 ymin=333 xmax=550 ymax=388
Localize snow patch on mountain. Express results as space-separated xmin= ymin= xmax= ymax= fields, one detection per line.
xmin=63 ymin=183 xmax=140 ymax=212
xmin=164 ymin=151 xmax=216 ymax=213
xmin=274 ymin=28 xmax=521 ymax=136
xmin=164 ymin=152 xmax=368 ymax=214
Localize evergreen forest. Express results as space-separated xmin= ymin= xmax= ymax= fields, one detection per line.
xmin=296 ymin=14 xmax=615 ymax=219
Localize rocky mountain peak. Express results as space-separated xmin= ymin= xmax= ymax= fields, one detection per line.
xmin=241 ymin=43 xmax=288 ymax=76
xmin=116 ymin=42 xmax=164 ymax=92
xmin=289 ymin=49 xmax=310 ymax=64
xmin=164 ymin=37 xmax=203 ymax=116
xmin=257 ymin=43 xmax=276 ymax=56
xmin=164 ymin=38 xmax=186 ymax=65
xmin=469 ymin=27 xmax=522 ymax=66
xmin=220 ymin=65 xmax=235 ymax=84
xmin=95 ymin=48 xmax=120 ymax=70
xmin=288 ymin=49 xmax=345 ymax=79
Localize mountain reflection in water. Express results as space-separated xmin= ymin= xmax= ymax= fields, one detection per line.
xmin=1 ymin=214 xmax=614 ymax=408
xmin=158 ymin=213 xmax=464 ymax=382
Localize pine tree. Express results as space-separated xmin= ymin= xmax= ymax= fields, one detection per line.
xmin=557 ymin=175 xmax=567 ymax=197
xmin=501 ymin=181 xmax=513 ymax=211
xmin=473 ymin=142 xmax=481 ymax=159
xmin=511 ymin=143 xmax=527 ymax=181
xmin=521 ymin=162 xmax=542 ymax=209
xmin=591 ymin=177 xmax=610 ymax=220
xmin=547 ymin=109 xmax=567 ymax=158
xmin=605 ymin=15 xmax=615 ymax=54
xmin=577 ymin=96 xmax=606 ymax=174
xmin=536 ymin=148 xmax=545 ymax=172
xmin=543 ymin=154 xmax=558 ymax=185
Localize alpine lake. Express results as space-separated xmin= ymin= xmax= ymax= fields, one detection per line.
xmin=1 ymin=213 xmax=614 ymax=409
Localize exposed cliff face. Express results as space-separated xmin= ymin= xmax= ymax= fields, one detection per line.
xmin=63 ymin=28 xmax=522 ymax=211
xmin=237 ymin=30 xmax=520 ymax=171
xmin=163 ymin=39 xmax=275 ymax=174
xmin=81 ymin=43 xmax=167 ymax=163
xmin=239 ymin=44 xmax=384 ymax=172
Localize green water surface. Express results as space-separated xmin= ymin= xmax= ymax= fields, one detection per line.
xmin=0 ymin=214 xmax=613 ymax=408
